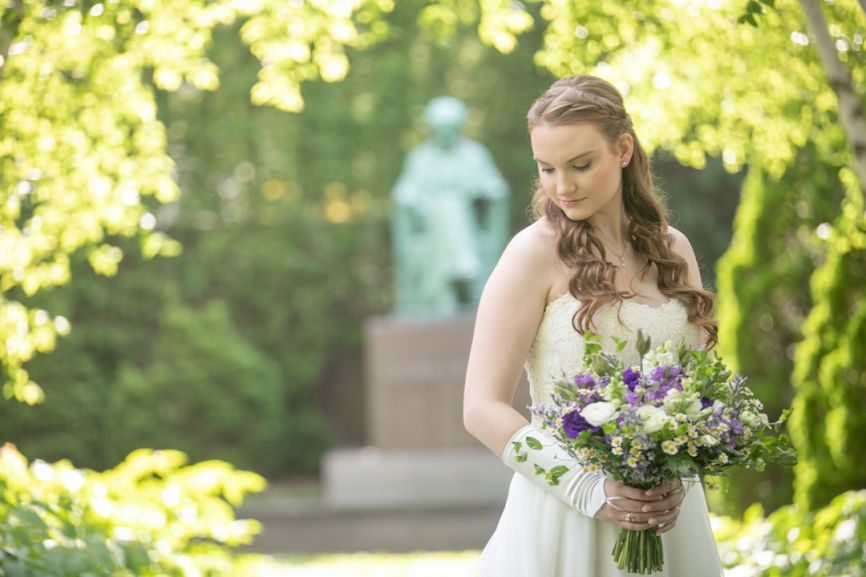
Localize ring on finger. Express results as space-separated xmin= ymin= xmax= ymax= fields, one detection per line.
xmin=624 ymin=512 xmax=633 ymax=522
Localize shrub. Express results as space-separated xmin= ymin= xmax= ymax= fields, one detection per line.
xmin=715 ymin=490 xmax=866 ymax=576
xmin=0 ymin=443 xmax=266 ymax=576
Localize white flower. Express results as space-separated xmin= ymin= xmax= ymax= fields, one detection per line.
xmin=636 ymin=405 xmax=668 ymax=433
xmin=641 ymin=341 xmax=676 ymax=373
xmin=740 ymin=412 xmax=759 ymax=428
xmin=700 ymin=434 xmax=719 ymax=447
xmin=662 ymin=389 xmax=703 ymax=420
xmin=580 ymin=402 xmax=619 ymax=427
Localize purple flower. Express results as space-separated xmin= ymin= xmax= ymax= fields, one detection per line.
xmin=562 ymin=409 xmax=599 ymax=438
xmin=626 ymin=391 xmax=640 ymax=407
xmin=574 ymin=374 xmax=597 ymax=387
xmin=622 ymin=367 xmax=641 ymax=391
xmin=700 ymin=396 xmax=713 ymax=409
xmin=651 ymin=366 xmax=666 ymax=381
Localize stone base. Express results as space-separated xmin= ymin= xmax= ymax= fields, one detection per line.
xmin=364 ymin=314 xmax=532 ymax=449
xmin=322 ymin=447 xmax=513 ymax=510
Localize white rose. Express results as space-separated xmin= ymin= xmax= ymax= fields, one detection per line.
xmin=641 ymin=341 xmax=676 ymax=373
xmin=700 ymin=435 xmax=719 ymax=447
xmin=636 ymin=405 xmax=668 ymax=433
xmin=580 ymin=402 xmax=619 ymax=427
xmin=685 ymin=399 xmax=703 ymax=420
xmin=662 ymin=389 xmax=703 ymax=420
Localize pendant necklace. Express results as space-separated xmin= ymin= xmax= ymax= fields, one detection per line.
xmin=606 ymin=235 xmax=636 ymax=267
xmin=607 ymin=241 xmax=628 ymax=267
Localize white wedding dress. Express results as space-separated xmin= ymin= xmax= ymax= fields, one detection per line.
xmin=472 ymin=293 xmax=724 ymax=577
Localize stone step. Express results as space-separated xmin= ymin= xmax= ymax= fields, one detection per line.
xmin=239 ymin=498 xmax=501 ymax=554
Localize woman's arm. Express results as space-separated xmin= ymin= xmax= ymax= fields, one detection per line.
xmin=463 ymin=224 xmax=553 ymax=458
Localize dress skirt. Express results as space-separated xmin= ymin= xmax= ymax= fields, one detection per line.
xmin=471 ymin=472 xmax=724 ymax=577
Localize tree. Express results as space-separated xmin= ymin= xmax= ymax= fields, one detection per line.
xmin=0 ymin=0 xmax=398 ymax=402
xmin=3 ymin=0 xmax=863 ymax=513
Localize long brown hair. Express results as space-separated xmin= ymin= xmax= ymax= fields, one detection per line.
xmin=527 ymin=76 xmax=718 ymax=350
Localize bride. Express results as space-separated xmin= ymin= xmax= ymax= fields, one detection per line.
xmin=463 ymin=76 xmax=724 ymax=576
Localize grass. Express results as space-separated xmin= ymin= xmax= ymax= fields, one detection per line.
xmin=241 ymin=550 xmax=482 ymax=577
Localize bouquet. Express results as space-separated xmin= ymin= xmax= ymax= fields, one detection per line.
xmin=516 ymin=329 xmax=796 ymax=575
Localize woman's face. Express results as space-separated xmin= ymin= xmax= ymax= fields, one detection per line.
xmin=530 ymin=122 xmax=631 ymax=222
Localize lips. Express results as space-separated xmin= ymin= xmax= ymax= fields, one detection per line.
xmin=561 ymin=198 xmax=585 ymax=206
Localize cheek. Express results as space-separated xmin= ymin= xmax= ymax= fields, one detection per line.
xmin=586 ymin=162 xmax=619 ymax=191
xmin=539 ymin=173 xmax=555 ymax=193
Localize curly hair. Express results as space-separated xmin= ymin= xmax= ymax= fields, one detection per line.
xmin=527 ymin=76 xmax=718 ymax=350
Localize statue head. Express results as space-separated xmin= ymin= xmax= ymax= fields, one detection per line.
xmin=424 ymin=96 xmax=467 ymax=150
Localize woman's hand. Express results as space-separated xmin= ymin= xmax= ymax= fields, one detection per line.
xmin=593 ymin=478 xmax=686 ymax=535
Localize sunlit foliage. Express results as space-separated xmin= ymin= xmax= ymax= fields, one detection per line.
xmin=0 ymin=442 xmax=266 ymax=575
xmin=714 ymin=489 xmax=866 ymax=577
xmin=3 ymin=0 xmax=864 ymax=518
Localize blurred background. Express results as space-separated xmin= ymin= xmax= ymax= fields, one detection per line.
xmin=0 ymin=0 xmax=864 ymax=575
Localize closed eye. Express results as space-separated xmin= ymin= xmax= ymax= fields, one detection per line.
xmin=573 ymin=163 xmax=591 ymax=171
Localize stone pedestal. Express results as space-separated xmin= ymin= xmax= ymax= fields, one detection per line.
xmin=321 ymin=313 xmax=532 ymax=510
xmin=364 ymin=313 xmax=532 ymax=448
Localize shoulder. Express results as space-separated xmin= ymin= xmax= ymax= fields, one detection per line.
xmin=665 ymin=224 xmax=696 ymax=260
xmin=503 ymin=218 xmax=558 ymax=271
xmin=665 ymin=225 xmax=703 ymax=289
xmin=486 ymin=218 xmax=558 ymax=300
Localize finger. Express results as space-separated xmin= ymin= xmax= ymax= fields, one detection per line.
xmin=615 ymin=510 xmax=653 ymax=530
xmin=613 ymin=482 xmax=666 ymax=502
xmin=620 ymin=519 xmax=654 ymax=531
xmin=638 ymin=491 xmax=683 ymax=513
xmin=656 ymin=520 xmax=677 ymax=535
xmin=646 ymin=507 xmax=680 ymax=527
xmin=605 ymin=495 xmax=654 ymax=514
xmin=645 ymin=479 xmax=682 ymax=497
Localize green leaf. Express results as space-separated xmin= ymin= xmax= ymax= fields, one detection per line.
xmin=525 ymin=436 xmax=543 ymax=450
xmin=547 ymin=465 xmax=570 ymax=486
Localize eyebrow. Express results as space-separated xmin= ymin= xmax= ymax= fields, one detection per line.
xmin=533 ymin=149 xmax=597 ymax=165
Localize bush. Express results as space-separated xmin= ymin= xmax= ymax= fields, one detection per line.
xmin=0 ymin=443 xmax=266 ymax=576
xmin=714 ymin=490 xmax=866 ymax=576
xmin=111 ymin=300 xmax=289 ymax=475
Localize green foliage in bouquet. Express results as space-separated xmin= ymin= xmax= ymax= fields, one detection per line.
xmin=545 ymin=330 xmax=796 ymax=488
xmin=715 ymin=489 xmax=866 ymax=577
xmin=0 ymin=443 xmax=267 ymax=576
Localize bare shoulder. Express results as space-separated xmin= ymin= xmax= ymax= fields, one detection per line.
xmin=505 ymin=218 xmax=557 ymax=267
xmin=665 ymin=225 xmax=703 ymax=290
xmin=484 ymin=218 xmax=558 ymax=307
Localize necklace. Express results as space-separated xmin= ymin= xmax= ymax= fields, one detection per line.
xmin=603 ymin=236 xmax=635 ymax=268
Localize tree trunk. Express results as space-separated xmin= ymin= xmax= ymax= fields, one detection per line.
xmin=797 ymin=0 xmax=866 ymax=200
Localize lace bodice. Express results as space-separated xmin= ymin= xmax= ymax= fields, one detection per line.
xmin=524 ymin=293 xmax=702 ymax=426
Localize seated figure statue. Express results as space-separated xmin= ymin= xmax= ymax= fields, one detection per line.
xmin=391 ymin=96 xmax=509 ymax=317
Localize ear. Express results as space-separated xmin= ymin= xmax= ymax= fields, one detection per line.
xmin=617 ymin=133 xmax=634 ymax=165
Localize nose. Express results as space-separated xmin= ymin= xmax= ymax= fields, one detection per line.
xmin=556 ymin=172 xmax=575 ymax=195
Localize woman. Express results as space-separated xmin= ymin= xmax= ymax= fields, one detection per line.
xmin=463 ymin=76 xmax=724 ymax=576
